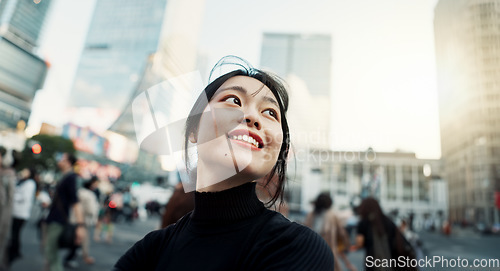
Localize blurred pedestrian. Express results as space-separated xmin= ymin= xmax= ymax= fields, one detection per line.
xmin=122 ymin=187 xmax=135 ymax=224
xmin=0 ymin=147 xmax=16 ymax=271
xmin=354 ymin=197 xmax=417 ymax=271
xmin=113 ymin=56 xmax=334 ymax=270
xmin=35 ymin=184 xmax=52 ymax=251
xmin=160 ymin=182 xmax=194 ymax=228
xmin=442 ymin=220 xmax=451 ymax=236
xmin=64 ymin=176 xmax=100 ymax=267
xmin=399 ymin=219 xmax=423 ymax=261
xmin=8 ymin=167 xmax=37 ymax=264
xmin=44 ymin=153 xmax=86 ymax=271
xmin=96 ymin=193 xmax=117 ymax=244
xmin=305 ymin=193 xmax=357 ymax=271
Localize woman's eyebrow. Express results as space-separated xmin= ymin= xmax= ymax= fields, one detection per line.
xmin=219 ymin=85 xmax=279 ymax=107
xmin=219 ymin=85 xmax=247 ymax=94
xmin=261 ymin=96 xmax=279 ymax=107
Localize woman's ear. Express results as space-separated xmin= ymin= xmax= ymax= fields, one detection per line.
xmin=189 ymin=132 xmax=197 ymax=143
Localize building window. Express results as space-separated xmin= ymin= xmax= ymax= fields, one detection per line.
xmin=386 ymin=165 xmax=396 ymax=201
xmin=418 ymin=166 xmax=429 ymax=201
xmin=403 ymin=165 xmax=412 ymax=202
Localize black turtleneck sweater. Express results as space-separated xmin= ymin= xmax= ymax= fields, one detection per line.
xmin=113 ymin=182 xmax=334 ymax=271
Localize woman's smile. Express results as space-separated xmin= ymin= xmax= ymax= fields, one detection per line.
xmin=227 ymin=129 xmax=264 ymax=150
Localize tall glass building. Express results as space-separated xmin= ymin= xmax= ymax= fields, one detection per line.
xmin=260 ymin=33 xmax=332 ymax=97
xmin=69 ymin=0 xmax=168 ymax=112
xmin=435 ymin=0 xmax=500 ymax=225
xmin=0 ymin=0 xmax=51 ymax=129
xmin=260 ymin=33 xmax=332 ymax=150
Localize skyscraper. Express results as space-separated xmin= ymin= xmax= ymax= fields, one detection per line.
xmin=434 ymin=0 xmax=500 ymax=224
xmin=260 ymin=33 xmax=332 ymax=149
xmin=0 ymin=0 xmax=51 ymax=129
xmin=108 ymin=0 xmax=205 ymax=139
xmin=261 ymin=33 xmax=332 ymax=97
xmin=69 ymin=0 xmax=168 ymax=113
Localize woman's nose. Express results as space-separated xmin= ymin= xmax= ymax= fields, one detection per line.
xmin=242 ymin=111 xmax=260 ymax=129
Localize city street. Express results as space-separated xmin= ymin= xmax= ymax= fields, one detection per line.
xmin=344 ymin=227 xmax=500 ymax=271
xmin=10 ymin=217 xmax=161 ymax=271
xmin=418 ymin=228 xmax=500 ymax=271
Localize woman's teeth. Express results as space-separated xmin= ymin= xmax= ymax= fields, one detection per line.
xmin=231 ymin=135 xmax=259 ymax=148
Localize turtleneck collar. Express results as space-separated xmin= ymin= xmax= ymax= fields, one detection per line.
xmin=191 ymin=182 xmax=265 ymax=224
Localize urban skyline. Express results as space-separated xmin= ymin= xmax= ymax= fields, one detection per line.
xmin=27 ymin=0 xmax=441 ymax=159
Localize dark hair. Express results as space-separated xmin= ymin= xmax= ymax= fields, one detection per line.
xmin=11 ymin=150 xmax=21 ymax=169
xmin=66 ymin=153 xmax=77 ymax=166
xmin=313 ymin=192 xmax=333 ymax=214
xmin=84 ymin=176 xmax=99 ymax=190
xmin=26 ymin=167 xmax=37 ymax=180
xmin=0 ymin=146 xmax=6 ymax=157
xmin=184 ymin=56 xmax=290 ymax=207
xmin=358 ymin=197 xmax=386 ymax=236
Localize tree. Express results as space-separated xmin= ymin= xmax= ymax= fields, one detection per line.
xmin=17 ymin=134 xmax=76 ymax=171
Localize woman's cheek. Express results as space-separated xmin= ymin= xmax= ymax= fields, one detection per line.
xmin=263 ymin=126 xmax=283 ymax=147
xmin=262 ymin=152 xmax=274 ymax=163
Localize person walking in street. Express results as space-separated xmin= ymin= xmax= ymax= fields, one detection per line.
xmin=305 ymin=193 xmax=357 ymax=271
xmin=8 ymin=167 xmax=37 ymax=265
xmin=354 ymin=197 xmax=417 ymax=271
xmin=44 ymin=153 xmax=86 ymax=271
xmin=64 ymin=176 xmax=100 ymax=267
xmin=113 ymin=56 xmax=334 ymax=270
xmin=0 ymin=147 xmax=16 ymax=271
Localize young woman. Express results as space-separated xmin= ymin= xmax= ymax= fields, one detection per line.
xmin=113 ymin=57 xmax=334 ymax=270
xmin=305 ymin=193 xmax=357 ymax=271
xmin=354 ymin=197 xmax=417 ymax=271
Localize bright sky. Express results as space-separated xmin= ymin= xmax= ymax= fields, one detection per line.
xmin=30 ymin=0 xmax=441 ymax=159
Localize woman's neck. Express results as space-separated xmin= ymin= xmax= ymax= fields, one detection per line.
xmin=196 ymin=175 xmax=251 ymax=192
xmin=192 ymin=181 xmax=265 ymax=224
xmin=195 ymin=161 xmax=252 ymax=192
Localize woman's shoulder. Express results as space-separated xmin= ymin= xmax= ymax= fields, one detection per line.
xmin=114 ymin=220 xmax=184 ymax=271
xmin=261 ymin=210 xmax=329 ymax=243
xmin=121 ymin=216 xmax=191 ymax=256
xmin=249 ymin=210 xmax=334 ymax=270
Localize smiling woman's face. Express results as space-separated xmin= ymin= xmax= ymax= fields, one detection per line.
xmin=194 ymin=75 xmax=284 ymax=189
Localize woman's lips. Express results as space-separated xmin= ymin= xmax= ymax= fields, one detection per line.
xmin=229 ymin=138 xmax=262 ymax=151
xmin=227 ymin=129 xmax=264 ymax=149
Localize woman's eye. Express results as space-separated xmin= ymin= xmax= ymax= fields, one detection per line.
xmin=263 ymin=109 xmax=278 ymax=120
xmin=223 ymin=96 xmax=241 ymax=106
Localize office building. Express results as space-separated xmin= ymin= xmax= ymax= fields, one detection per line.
xmin=69 ymin=0 xmax=168 ymax=113
xmin=0 ymin=0 xmax=51 ymax=129
xmin=287 ymin=149 xmax=447 ymax=230
xmin=434 ymin=0 xmax=500 ymax=224
xmin=260 ymin=33 xmax=332 ymax=149
xmin=261 ymin=33 xmax=332 ymax=96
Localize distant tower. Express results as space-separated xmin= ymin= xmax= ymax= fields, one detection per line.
xmin=261 ymin=33 xmax=331 ymax=96
xmin=0 ymin=0 xmax=52 ymax=129
xmin=108 ymin=0 xmax=205 ymax=138
xmin=434 ymin=0 xmax=500 ymax=225
xmin=69 ymin=0 xmax=168 ymax=112
xmin=260 ymin=33 xmax=332 ymax=149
